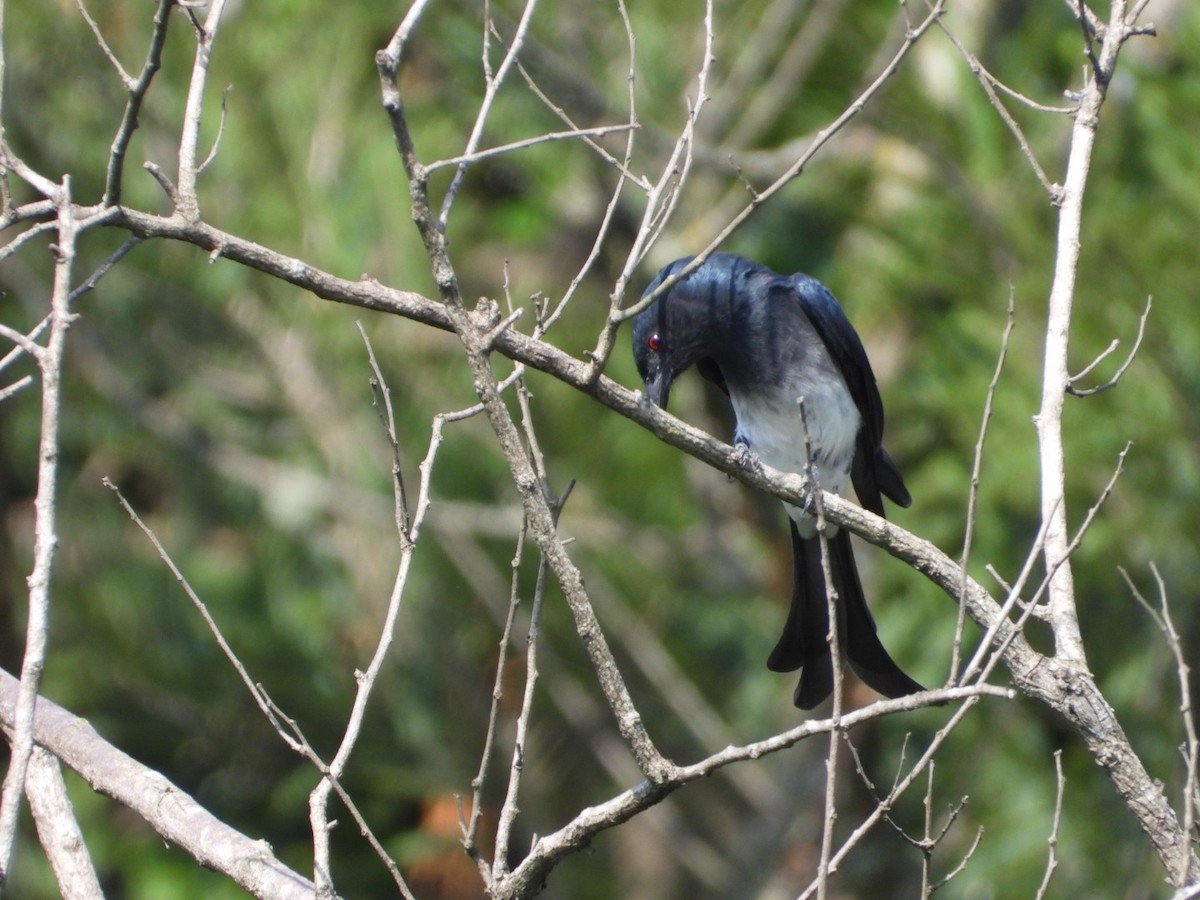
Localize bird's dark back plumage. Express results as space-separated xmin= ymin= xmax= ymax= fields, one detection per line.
xmin=632 ymin=252 xmax=908 ymax=513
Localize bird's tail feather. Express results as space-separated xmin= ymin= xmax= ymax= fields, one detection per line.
xmin=769 ymin=522 xmax=922 ymax=709
xmin=834 ymin=531 xmax=925 ymax=702
xmin=767 ymin=521 xmax=834 ymax=709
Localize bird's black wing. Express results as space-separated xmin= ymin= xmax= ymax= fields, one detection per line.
xmin=785 ymin=275 xmax=910 ymax=514
xmin=695 ymin=357 xmax=728 ymax=395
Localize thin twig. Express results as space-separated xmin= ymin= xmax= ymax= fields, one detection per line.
xmin=0 ymin=219 xmax=57 ymax=264
xmin=492 ymin=535 xmax=547 ymax=881
xmin=357 ymin=324 xmax=412 ymax=543
xmin=605 ymin=0 xmax=946 ymax=342
xmin=104 ymin=479 xmax=303 ymax=752
xmin=844 ymin=732 xmax=980 ymax=896
xmin=0 ymin=375 xmax=33 ymax=402
xmin=1067 ymin=295 xmax=1151 ymax=396
xmin=251 ymin=691 xmax=412 ymax=896
xmin=929 ymin=825 xmax=985 ymax=893
xmin=462 ymin=516 xmax=528 ymax=887
xmin=919 ymin=763 xmax=937 ymax=896
xmin=439 ymin=0 xmax=541 ymax=227
xmin=970 ymin=443 xmax=1130 ymax=686
xmin=1034 ymin=750 xmax=1066 ymax=899
xmin=797 ymin=396 xmax=844 ymax=900
xmin=77 ymin=0 xmax=133 ymax=85
xmin=427 ymin=123 xmax=636 ymax=173
xmin=958 ymin=507 xmax=1054 ymax=684
xmin=610 ymin=0 xmax=715 ymax=310
xmin=68 ymin=234 xmax=144 ymax=303
xmin=539 ymin=0 xmax=642 ymax=332
xmin=378 ymin=21 xmax=671 ymax=782
xmin=197 ymin=84 xmax=233 ymax=175
xmin=306 ymin=353 xmax=440 ymax=899
xmin=0 ymin=0 xmax=9 ymax=215
xmin=952 ymin=292 xmax=1014 ymax=678
xmin=104 ymin=0 xmax=174 ymax=206
xmin=502 ymin=685 xmax=1006 ymax=898
xmin=1123 ymin=564 xmax=1200 ymax=889
xmin=937 ymin=18 xmax=1070 ymax=200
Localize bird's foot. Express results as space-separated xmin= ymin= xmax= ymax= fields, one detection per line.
xmin=800 ymin=460 xmax=824 ymax=515
xmin=728 ymin=436 xmax=762 ymax=482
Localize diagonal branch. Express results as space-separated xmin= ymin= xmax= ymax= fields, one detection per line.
xmin=102 ymin=0 xmax=174 ymax=206
xmin=0 ymin=669 xmax=321 ymax=900
xmin=376 ymin=40 xmax=670 ymax=782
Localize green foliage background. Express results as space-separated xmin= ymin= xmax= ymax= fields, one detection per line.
xmin=1 ymin=1 xmax=1198 ymax=897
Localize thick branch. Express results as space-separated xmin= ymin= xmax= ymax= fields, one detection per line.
xmin=0 ymin=669 xmax=320 ymax=900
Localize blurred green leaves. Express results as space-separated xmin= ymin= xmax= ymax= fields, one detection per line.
xmin=1 ymin=0 xmax=1198 ymax=897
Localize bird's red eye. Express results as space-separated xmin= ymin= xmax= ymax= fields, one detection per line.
xmin=647 ymin=332 xmax=664 ymax=352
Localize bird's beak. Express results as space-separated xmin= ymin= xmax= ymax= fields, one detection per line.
xmin=643 ymin=369 xmax=672 ymax=409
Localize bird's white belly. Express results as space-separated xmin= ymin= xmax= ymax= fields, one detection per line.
xmin=730 ymin=378 xmax=860 ymax=535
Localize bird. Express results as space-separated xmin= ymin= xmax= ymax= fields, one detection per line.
xmin=631 ymin=252 xmax=923 ymax=709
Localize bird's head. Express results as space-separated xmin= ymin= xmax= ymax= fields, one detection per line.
xmin=632 ymin=253 xmax=759 ymax=409
xmin=631 ymin=258 xmax=693 ymax=409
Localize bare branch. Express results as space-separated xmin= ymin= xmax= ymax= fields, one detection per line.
xmin=0 ymin=670 xmax=320 ymax=899
xmin=1032 ymin=0 xmax=1145 ymax=685
xmin=104 ymin=0 xmax=174 ymax=206
xmin=197 ymin=84 xmax=232 ymax=175
xmin=103 ymin=141 xmax=1197 ymax=882
xmin=305 ymin=356 xmax=438 ymax=899
xmin=463 ymin=515 xmax=528 ymax=887
xmin=952 ymin=292 xmax=1015 ymax=677
xmin=506 ymin=12 xmax=648 ymax=188
xmin=1123 ymin=564 xmax=1200 ymax=890
xmin=0 ymin=176 xmax=78 ymax=883
xmin=428 ymin=124 xmax=635 ymax=173
xmin=0 ymin=0 xmax=8 ymax=213
xmin=255 ymin=694 xmax=410 ymax=898
xmin=535 ymin=0 xmax=644 ymax=332
xmin=25 ymin=747 xmax=103 ymax=900
xmin=376 ymin=38 xmax=670 ymax=780
xmin=937 ymin=20 xmax=1066 ymax=200
xmin=69 ymin=234 xmax=144 ymax=303
xmin=0 ymin=375 xmax=33 ymax=402
xmin=176 ymin=0 xmax=229 ymax=218
xmin=576 ymin=0 xmax=724 ymax=372
xmin=1034 ymin=750 xmax=1067 ymax=899
xmin=799 ymin=692 xmax=996 ymax=899
xmin=104 ymin=478 xmax=304 ymax=754
xmin=143 ymin=159 xmax=179 ymax=203
xmin=438 ymin=0 xmax=541 ymax=227
xmin=930 ymin=824 xmax=985 ymax=893
xmin=77 ymin=0 xmax=133 ymax=86
xmin=607 ymin=0 xmax=946 ymax=336
xmin=1067 ymin=295 xmax=1152 ymax=396
xmin=495 ymin=685 xmax=1007 ymax=899
xmin=623 ymin=0 xmax=715 ymax=268
xmin=0 ymin=218 xmax=57 ymax=264
xmin=798 ymin=396 xmax=846 ymax=899
xmin=0 ymin=320 xmax=47 ymax=363
xmin=492 ymin=530 xmax=549 ymax=882
xmin=969 ymin=444 xmax=1129 ymax=688
xmin=358 ymin=324 xmax=412 ymax=543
